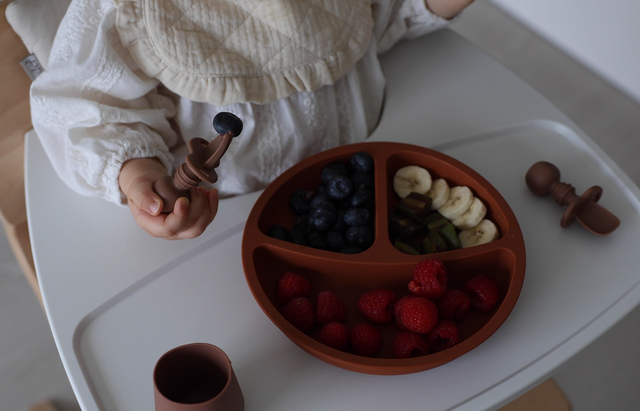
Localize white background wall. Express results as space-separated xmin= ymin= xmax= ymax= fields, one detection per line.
xmin=488 ymin=0 xmax=640 ymax=105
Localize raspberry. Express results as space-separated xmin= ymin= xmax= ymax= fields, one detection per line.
xmin=392 ymin=331 xmax=430 ymax=359
xmin=463 ymin=274 xmax=500 ymax=312
xmin=436 ymin=289 xmax=470 ymax=322
xmin=277 ymin=271 xmax=312 ymax=305
xmin=408 ymin=258 xmax=448 ymax=299
xmin=426 ymin=320 xmax=460 ymax=352
xmin=358 ymin=289 xmax=398 ymax=323
xmin=318 ymin=321 xmax=350 ymax=351
xmin=316 ymin=291 xmax=347 ymax=324
xmin=393 ymin=294 xmax=416 ymax=330
xmin=282 ymin=297 xmax=315 ymax=332
xmin=400 ymin=297 xmax=438 ymax=334
xmin=350 ymin=323 xmax=382 ymax=357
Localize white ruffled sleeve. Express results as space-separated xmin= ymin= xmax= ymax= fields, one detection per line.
xmin=30 ymin=0 xmax=178 ymax=206
xmin=373 ymin=0 xmax=455 ymax=54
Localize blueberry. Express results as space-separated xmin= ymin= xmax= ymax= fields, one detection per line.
xmin=321 ymin=162 xmax=349 ymax=184
xmin=288 ymin=230 xmax=308 ymax=246
xmin=267 ymin=224 xmax=289 ymax=241
xmin=213 ymin=112 xmax=243 ymax=136
xmin=350 ymin=151 xmax=374 ymax=172
xmin=349 ymin=188 xmax=375 ymax=209
xmin=326 ymin=175 xmax=353 ymax=200
xmin=312 ymin=202 xmax=337 ymax=231
xmin=290 ymin=189 xmax=314 ymax=215
xmin=326 ymin=231 xmax=346 ymax=251
xmin=293 ymin=214 xmax=313 ymax=234
xmin=351 ymin=171 xmax=374 ymax=190
xmin=308 ymin=231 xmax=327 ymax=250
xmin=345 ymin=225 xmax=374 ymax=249
xmin=331 ymin=209 xmax=348 ymax=232
xmin=343 ymin=208 xmax=370 ymax=226
xmin=310 ymin=193 xmax=331 ymax=210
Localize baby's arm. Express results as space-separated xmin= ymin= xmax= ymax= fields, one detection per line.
xmin=425 ymin=0 xmax=475 ymax=19
xmin=118 ymin=158 xmax=219 ymax=240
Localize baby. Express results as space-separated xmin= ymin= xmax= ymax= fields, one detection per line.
xmin=30 ymin=0 xmax=474 ymax=240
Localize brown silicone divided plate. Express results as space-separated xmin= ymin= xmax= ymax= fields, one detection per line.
xmin=241 ymin=142 xmax=525 ymax=375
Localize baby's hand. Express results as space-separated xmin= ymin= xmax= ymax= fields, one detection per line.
xmin=426 ymin=0 xmax=475 ymax=19
xmin=119 ymin=158 xmax=219 ymax=240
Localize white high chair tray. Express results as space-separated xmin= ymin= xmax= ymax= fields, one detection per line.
xmin=26 ymin=30 xmax=640 ymax=411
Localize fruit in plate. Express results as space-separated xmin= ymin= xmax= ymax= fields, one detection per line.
xmin=358 ymin=289 xmax=398 ymax=323
xmin=351 ymin=323 xmax=382 ymax=357
xmin=392 ymin=331 xmax=430 ymax=359
xmin=436 ymin=289 xmax=470 ymax=322
xmin=316 ymin=291 xmax=347 ymax=324
xmin=437 ymin=185 xmax=474 ymax=220
xmin=317 ymin=321 xmax=350 ymax=351
xmin=395 ymin=192 xmax=432 ymax=219
xmin=463 ymin=274 xmax=501 ymax=312
xmin=282 ymin=297 xmax=315 ymax=332
xmin=343 ymin=208 xmax=371 ymax=226
xmin=350 ymin=151 xmax=374 ymax=173
xmin=326 ymin=175 xmax=354 ymax=200
xmin=458 ymin=219 xmax=499 ymax=248
xmin=345 ymin=225 xmax=374 ymax=249
xmin=427 ymin=178 xmax=450 ymax=210
xmin=426 ymin=320 xmax=460 ymax=352
xmin=399 ymin=297 xmax=439 ymax=334
xmin=451 ymin=197 xmax=487 ymax=230
xmin=277 ymin=271 xmax=312 ymax=304
xmin=393 ymin=165 xmax=432 ymax=198
xmin=408 ymin=258 xmax=448 ymax=299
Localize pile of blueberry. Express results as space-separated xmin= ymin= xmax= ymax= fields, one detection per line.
xmin=267 ymin=151 xmax=376 ymax=254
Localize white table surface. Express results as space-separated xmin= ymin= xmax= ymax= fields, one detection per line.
xmin=26 ymin=30 xmax=640 ymax=411
xmin=488 ymin=0 xmax=640 ymax=105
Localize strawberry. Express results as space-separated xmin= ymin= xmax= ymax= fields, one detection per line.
xmin=358 ymin=289 xmax=398 ymax=323
xmin=400 ymin=296 xmax=438 ymax=334
xmin=392 ymin=331 xmax=430 ymax=359
xmin=318 ymin=321 xmax=350 ymax=351
xmin=408 ymin=258 xmax=448 ymax=299
xmin=463 ymin=274 xmax=500 ymax=312
xmin=282 ymin=297 xmax=315 ymax=332
xmin=350 ymin=323 xmax=382 ymax=357
xmin=316 ymin=291 xmax=347 ymax=324
xmin=277 ymin=271 xmax=312 ymax=305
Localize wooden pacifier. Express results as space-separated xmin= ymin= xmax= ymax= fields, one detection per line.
xmin=153 ymin=112 xmax=243 ymax=213
xmin=525 ymin=161 xmax=620 ymax=236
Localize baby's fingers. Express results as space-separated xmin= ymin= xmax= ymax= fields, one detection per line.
xmin=174 ymin=188 xmax=219 ymax=239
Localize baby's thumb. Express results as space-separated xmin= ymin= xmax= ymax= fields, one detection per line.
xmin=129 ymin=181 xmax=164 ymax=216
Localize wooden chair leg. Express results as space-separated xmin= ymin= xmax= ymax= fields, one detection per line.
xmin=498 ymin=378 xmax=571 ymax=411
xmin=3 ymin=220 xmax=41 ymax=306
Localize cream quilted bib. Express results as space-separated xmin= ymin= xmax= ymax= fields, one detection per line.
xmin=114 ymin=0 xmax=373 ymax=106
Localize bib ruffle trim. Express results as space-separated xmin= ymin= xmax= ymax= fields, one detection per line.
xmin=114 ymin=0 xmax=373 ymax=106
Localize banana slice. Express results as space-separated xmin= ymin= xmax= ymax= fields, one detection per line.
xmin=393 ymin=165 xmax=432 ymax=198
xmin=437 ymin=185 xmax=474 ymax=220
xmin=458 ymin=219 xmax=499 ymax=248
xmin=451 ymin=197 xmax=487 ymax=229
xmin=427 ymin=178 xmax=450 ymax=210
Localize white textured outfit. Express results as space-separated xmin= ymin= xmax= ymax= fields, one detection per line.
xmin=30 ymin=0 xmax=451 ymax=206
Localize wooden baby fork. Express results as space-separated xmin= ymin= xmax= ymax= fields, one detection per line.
xmin=153 ymin=112 xmax=243 ymax=213
xmin=525 ymin=161 xmax=620 ymax=236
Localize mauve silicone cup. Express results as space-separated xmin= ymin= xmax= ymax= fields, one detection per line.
xmin=242 ymin=142 xmax=526 ymax=375
xmin=154 ymin=343 xmax=244 ymax=411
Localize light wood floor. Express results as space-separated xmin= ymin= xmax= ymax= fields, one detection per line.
xmin=1 ymin=1 xmax=639 ymax=410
